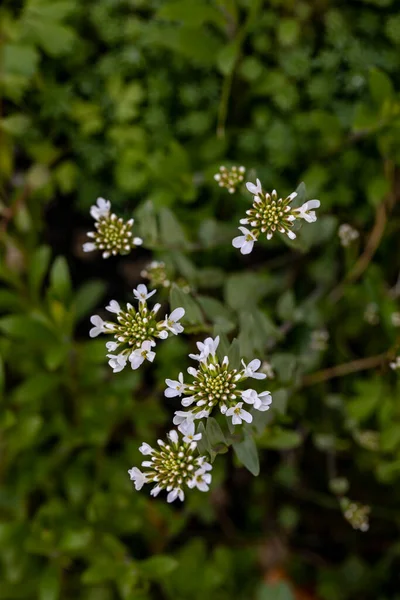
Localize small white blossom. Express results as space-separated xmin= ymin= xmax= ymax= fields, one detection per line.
xmin=232 ymin=227 xmax=257 ymax=255
xmin=139 ymin=442 xmax=154 ymax=456
xmin=293 ymin=199 xmax=320 ymax=223
xmin=188 ymin=469 xmax=212 ymax=492
xmin=90 ymin=197 xmax=111 ymax=221
xmin=128 ymin=467 xmax=147 ymax=490
xmin=246 ymin=179 xmax=262 ymax=196
xmin=83 ymin=242 xmax=97 ymax=252
xmin=89 ymin=315 xmax=109 ymax=338
xmin=390 ymin=356 xmax=400 ymax=371
xmin=189 ymin=336 xmax=220 ymax=362
xmin=179 ymin=420 xmax=202 ymax=444
xmin=133 ymin=284 xmax=157 ymax=303
xmin=338 ymin=223 xmax=359 ymax=247
xmin=165 ymin=372 xmax=186 ymax=398
xmin=105 ymin=300 xmax=121 ymax=314
xmin=129 ymin=340 xmax=156 ymax=370
xmin=107 ymin=353 xmax=128 ymax=373
xmin=214 ymin=165 xmax=245 ymax=193
xmin=391 ymin=312 xmax=400 ymax=327
xmin=226 ymin=402 xmax=253 ymax=425
xmin=241 ymin=358 xmax=266 ymax=380
xmin=161 ymin=307 xmax=185 ymax=336
xmin=260 ymin=361 xmax=275 ymax=378
xmin=241 ymin=389 xmax=272 ymax=411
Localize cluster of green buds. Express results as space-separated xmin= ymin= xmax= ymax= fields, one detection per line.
xmin=89 ymin=284 xmax=185 ymax=372
xmin=340 ymin=497 xmax=370 ymax=532
xmin=128 ymin=428 xmax=212 ymax=503
xmin=83 ymin=197 xmax=143 ymax=259
xmin=232 ymin=179 xmax=320 ymax=254
xmin=214 ymin=165 xmax=246 ymax=193
xmin=164 ymin=336 xmax=272 ymax=432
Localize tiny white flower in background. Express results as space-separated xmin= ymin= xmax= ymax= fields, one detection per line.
xmin=232 ymin=227 xmax=258 ymax=255
xmin=128 ymin=467 xmax=147 ymax=490
xmin=293 ymin=199 xmax=321 ymax=223
xmin=133 ymin=284 xmax=157 ymax=303
xmin=83 ymin=197 xmax=143 ymax=258
xmin=310 ymin=329 xmax=329 ymax=351
xmin=226 ymin=402 xmax=253 ymax=425
xmin=390 ymin=356 xmax=400 ymax=371
xmin=161 ymin=307 xmax=185 ymax=335
xmin=173 ymin=338 xmax=272 ymax=427
xmin=164 ymin=372 xmax=186 ymax=398
xmin=241 ymin=358 xmax=266 ymax=380
xmin=129 ymin=340 xmax=156 ymax=370
xmin=260 ymin=361 xmax=275 ymax=379
xmin=213 ymin=165 xmax=246 ymax=193
xmin=338 ymin=223 xmax=359 ymax=247
xmin=128 ymin=429 xmax=212 ymax=502
xmin=364 ymin=303 xmax=380 ymax=326
xmin=391 ymin=312 xmax=400 ymax=327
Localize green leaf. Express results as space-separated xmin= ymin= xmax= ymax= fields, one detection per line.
xmin=216 ymin=40 xmax=240 ymax=76
xmin=3 ymin=43 xmax=39 ymax=77
xmin=12 ymin=372 xmax=60 ymax=404
xmin=0 ymin=315 xmax=56 ymax=342
xmin=206 ymin=417 xmax=226 ymax=447
xmin=225 ymin=273 xmax=269 ymax=311
xmin=73 ymin=281 xmax=106 ymax=321
xmin=233 ymin=435 xmax=260 ymax=476
xmin=369 ymin=68 xmax=394 ymax=107
xmin=227 ymin=338 xmax=241 ymax=370
xmin=170 ymin=284 xmax=204 ymax=325
xmin=257 ymin=581 xmax=294 ymax=600
xmin=157 ymin=0 xmax=225 ymax=28
xmin=49 ymin=256 xmax=72 ymax=301
xmin=159 ymin=208 xmax=188 ymax=248
xmin=29 ymin=245 xmax=52 ymax=297
xmin=139 ymin=555 xmax=178 ymax=579
xmin=259 ymin=428 xmax=302 ymax=450
xmin=39 ymin=563 xmax=61 ymax=600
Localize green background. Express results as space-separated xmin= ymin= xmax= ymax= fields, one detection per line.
xmin=1 ymin=0 xmax=400 ymax=598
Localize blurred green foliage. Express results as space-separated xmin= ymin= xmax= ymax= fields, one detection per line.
xmin=1 ymin=0 xmax=400 ymax=598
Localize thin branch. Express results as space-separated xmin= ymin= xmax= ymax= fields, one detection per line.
xmin=302 ymin=353 xmax=388 ymax=387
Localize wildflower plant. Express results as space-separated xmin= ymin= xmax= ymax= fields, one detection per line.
xmin=89 ymin=284 xmax=185 ymax=371
xmin=83 ymin=197 xmax=143 ymax=258
xmin=213 ymin=165 xmax=246 ymax=193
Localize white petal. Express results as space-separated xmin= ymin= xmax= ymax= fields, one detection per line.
xmin=169 ymin=307 xmax=185 ymax=321
xmin=83 ymin=242 xmax=96 ymax=252
xmin=232 ymin=235 xmax=245 ymax=248
xmin=241 ymin=240 xmax=254 ymax=254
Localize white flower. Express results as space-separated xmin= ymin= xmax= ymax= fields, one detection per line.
xmin=129 ymin=340 xmax=156 ymax=370
xmin=105 ymin=300 xmax=121 ymax=314
xmin=106 ymin=341 xmax=119 ymax=352
xmin=167 ymin=488 xmax=184 ymax=503
xmin=189 ymin=336 xmax=220 ymax=362
xmin=133 ymin=284 xmax=157 ymax=303
xmin=165 ymin=372 xmax=186 ymax=398
xmin=188 ymin=470 xmax=212 ymax=492
xmin=390 ymin=356 xmax=400 ymax=371
xmin=232 ymin=227 xmax=257 ymax=255
xmin=241 ymin=358 xmax=266 ymax=380
xmin=173 ymin=410 xmax=195 ymax=432
xmin=90 ymin=197 xmax=111 ymax=221
xmin=128 ymin=467 xmax=147 ymax=490
xmin=226 ymin=402 xmax=253 ymax=425
xmin=246 ymin=179 xmax=262 ymax=196
xmin=89 ymin=315 xmax=107 ymax=338
xmin=391 ymin=312 xmax=400 ymax=327
xmin=179 ymin=420 xmax=202 ymax=444
xmin=133 ymin=237 xmax=143 ymax=246
xmin=150 ymin=485 xmax=162 ymax=497
xmin=293 ymin=199 xmax=320 ymax=223
xmin=107 ymin=353 xmax=127 ymax=373
xmin=139 ymin=442 xmax=154 ymax=456
xmin=83 ymin=242 xmax=96 ymax=252
xmin=161 ymin=307 xmax=185 ymax=336
xmin=241 ymin=389 xmax=272 ymax=411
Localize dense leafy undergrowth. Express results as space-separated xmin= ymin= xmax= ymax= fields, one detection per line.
xmin=1 ymin=0 xmax=400 ymax=598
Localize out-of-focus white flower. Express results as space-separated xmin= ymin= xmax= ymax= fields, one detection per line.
xmin=391 ymin=312 xmax=400 ymax=327
xmin=338 ymin=223 xmax=359 ymax=247
xmin=214 ymin=165 xmax=246 ymax=193
xmin=364 ymin=303 xmax=380 ymax=325
xmin=310 ymin=329 xmax=329 ymax=351
xmin=390 ymin=356 xmax=400 ymax=371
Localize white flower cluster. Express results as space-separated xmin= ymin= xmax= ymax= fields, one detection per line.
xmin=90 ymin=284 xmax=185 ymax=372
xmin=390 ymin=356 xmax=400 ymax=371
xmin=338 ymin=223 xmax=359 ymax=247
xmin=214 ymin=165 xmax=245 ymax=193
xmin=164 ymin=336 xmax=272 ymax=432
xmin=232 ymin=178 xmax=320 ymax=254
xmin=128 ymin=428 xmax=212 ymax=503
xmin=83 ymin=197 xmax=143 ymax=259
